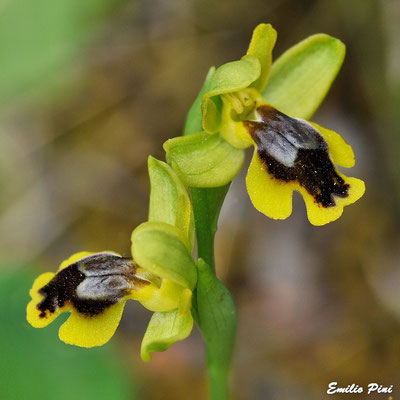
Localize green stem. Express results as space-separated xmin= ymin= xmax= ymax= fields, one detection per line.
xmin=190 ymin=185 xmax=233 ymax=400
xmin=190 ymin=185 xmax=229 ymax=270
xmin=207 ymin=364 xmax=230 ymax=400
xmin=183 ymin=67 xmax=235 ymax=400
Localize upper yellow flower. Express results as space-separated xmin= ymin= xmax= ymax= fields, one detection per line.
xmin=27 ymin=157 xmax=196 ymax=361
xmin=164 ymin=23 xmax=365 ymax=226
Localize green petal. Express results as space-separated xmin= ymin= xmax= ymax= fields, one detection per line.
xmin=148 ymin=156 xmax=194 ymax=251
xmin=184 ymin=67 xmax=216 ymax=135
xmin=131 ymin=222 xmax=197 ymax=290
xmin=263 ymin=34 xmax=345 ymax=119
xmin=140 ymin=309 xmax=193 ymax=362
xmin=201 ymin=96 xmax=222 ymax=134
xmin=202 ymin=55 xmax=261 ymax=133
xmin=205 ymin=55 xmax=261 ymax=97
xmin=163 ymin=132 xmax=245 ymax=188
xmin=246 ymin=23 xmax=277 ymax=91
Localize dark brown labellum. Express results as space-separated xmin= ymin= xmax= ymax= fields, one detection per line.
xmin=37 ymin=253 xmax=148 ymax=317
xmin=244 ymin=105 xmax=349 ymax=207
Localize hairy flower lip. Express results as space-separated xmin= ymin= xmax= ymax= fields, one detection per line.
xmin=36 ymin=253 xmax=150 ymax=318
xmin=27 ymin=249 xmax=195 ymax=349
xmin=243 ymin=105 xmax=350 ymax=208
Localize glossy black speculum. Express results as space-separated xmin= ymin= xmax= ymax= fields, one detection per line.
xmin=37 ymin=253 xmax=147 ymax=317
xmin=244 ymin=105 xmax=349 ymax=207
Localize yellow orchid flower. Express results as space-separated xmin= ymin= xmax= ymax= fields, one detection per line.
xmin=27 ymin=158 xmax=196 ymax=361
xmin=164 ymin=23 xmax=365 ymax=226
xmin=27 ymin=251 xmax=192 ymax=349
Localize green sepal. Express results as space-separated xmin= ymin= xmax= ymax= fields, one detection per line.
xmin=147 ymin=156 xmax=194 ymax=252
xmin=131 ymin=221 xmax=197 ymax=290
xmin=263 ymin=33 xmax=345 ymax=119
xmin=184 ymin=67 xmax=216 ymax=135
xmin=202 ymin=55 xmax=261 ymax=133
xmin=196 ymin=259 xmax=237 ymax=396
xmin=163 ymin=132 xmax=245 ymax=188
xmin=140 ymin=309 xmax=193 ymax=362
xmin=246 ymin=23 xmax=277 ymax=91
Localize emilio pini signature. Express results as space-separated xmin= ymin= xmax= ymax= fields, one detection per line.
xmin=327 ymin=382 xmax=394 ymax=396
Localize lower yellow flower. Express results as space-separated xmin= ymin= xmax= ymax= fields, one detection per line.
xmin=244 ymin=105 xmax=365 ymax=225
xmin=27 ymin=251 xmax=192 ymax=348
xmin=27 ymin=158 xmax=196 ymax=359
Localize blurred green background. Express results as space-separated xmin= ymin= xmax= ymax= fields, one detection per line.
xmin=1 ymin=0 xmax=399 ymax=399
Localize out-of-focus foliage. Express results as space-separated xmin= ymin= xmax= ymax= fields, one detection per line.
xmin=0 ymin=0 xmax=124 ymax=104
xmin=0 ymin=267 xmax=136 ymax=400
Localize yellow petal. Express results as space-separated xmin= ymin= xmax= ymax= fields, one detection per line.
xmin=26 ymin=272 xmax=60 ymax=328
xmin=299 ymin=173 xmax=365 ymax=226
xmin=27 ymin=250 xmax=125 ymax=337
xmin=246 ymin=149 xmax=365 ymax=225
xmin=246 ymin=150 xmax=294 ymax=220
xmin=310 ymin=122 xmax=355 ymax=168
xmin=59 ymin=300 xmax=126 ymax=348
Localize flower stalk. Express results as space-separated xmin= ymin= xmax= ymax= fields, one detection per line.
xmin=183 ymin=73 xmax=237 ymax=400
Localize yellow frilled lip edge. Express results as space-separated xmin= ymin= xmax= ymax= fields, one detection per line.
xmin=26 ymin=251 xmax=193 ymax=348
xmin=244 ymin=121 xmax=365 ymax=226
